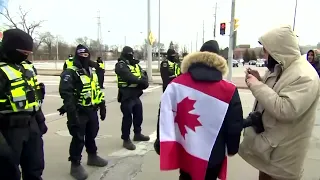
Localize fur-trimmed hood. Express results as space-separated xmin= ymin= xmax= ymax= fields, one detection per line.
xmin=181 ymin=51 xmax=228 ymax=76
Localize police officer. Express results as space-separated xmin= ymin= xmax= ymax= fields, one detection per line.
xmin=0 ymin=29 xmax=47 ymax=179
xmin=160 ymin=49 xmax=181 ymax=91
xmin=59 ymin=44 xmax=108 ymax=180
xmin=154 ymin=49 xmax=181 ymax=155
xmin=63 ymin=54 xmax=74 ymax=70
xmin=96 ymin=57 xmax=105 ymax=89
xmin=115 ymin=46 xmax=150 ymax=150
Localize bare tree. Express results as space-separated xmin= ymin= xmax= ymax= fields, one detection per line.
xmin=0 ymin=6 xmax=45 ymax=55
xmin=41 ymin=32 xmax=55 ymax=59
xmin=75 ymin=37 xmax=89 ymax=47
xmin=0 ymin=6 xmax=44 ymax=37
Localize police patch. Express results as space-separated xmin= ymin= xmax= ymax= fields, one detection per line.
xmin=63 ymin=75 xmax=71 ymax=82
xmin=119 ymin=63 xmax=124 ymax=68
xmin=162 ymin=62 xmax=167 ymax=67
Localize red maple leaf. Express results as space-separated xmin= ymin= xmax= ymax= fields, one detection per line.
xmin=174 ymin=97 xmax=201 ymax=139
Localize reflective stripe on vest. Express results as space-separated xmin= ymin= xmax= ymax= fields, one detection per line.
xmin=98 ymin=62 xmax=104 ymax=69
xmin=68 ymin=66 xmax=104 ymax=106
xmin=0 ymin=63 xmax=40 ymax=113
xmin=116 ymin=62 xmax=142 ymax=88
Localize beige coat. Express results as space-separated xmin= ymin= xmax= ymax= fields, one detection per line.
xmin=239 ymin=25 xmax=320 ymax=180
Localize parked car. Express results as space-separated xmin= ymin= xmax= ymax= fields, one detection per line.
xmin=256 ymin=60 xmax=265 ymax=67
xmin=249 ymin=60 xmax=257 ymax=65
xmin=232 ymin=59 xmax=239 ymax=67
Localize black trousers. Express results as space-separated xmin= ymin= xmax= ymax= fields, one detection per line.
xmin=179 ymin=163 xmax=223 ymax=180
xmin=67 ymin=109 xmax=99 ymax=163
xmin=97 ymin=71 xmax=104 ymax=88
xmin=0 ymin=117 xmax=44 ymax=180
xmin=120 ymin=97 xmax=143 ymax=140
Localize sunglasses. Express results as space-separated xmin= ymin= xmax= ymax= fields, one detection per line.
xmin=16 ymin=49 xmax=33 ymax=55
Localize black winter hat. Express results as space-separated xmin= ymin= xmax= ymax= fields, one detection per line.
xmin=122 ymin=46 xmax=134 ymax=54
xmin=75 ymin=44 xmax=89 ymax=55
xmin=1 ymin=29 xmax=33 ymax=53
xmin=167 ymin=49 xmax=177 ymax=56
xmin=200 ymin=40 xmax=220 ymax=54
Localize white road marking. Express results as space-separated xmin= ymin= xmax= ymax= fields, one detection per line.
xmin=45 ymin=112 xmax=59 ymax=117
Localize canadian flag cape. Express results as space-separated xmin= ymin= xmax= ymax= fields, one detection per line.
xmin=159 ymin=73 xmax=236 ymax=180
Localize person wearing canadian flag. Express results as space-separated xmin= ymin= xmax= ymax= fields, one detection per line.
xmin=239 ymin=26 xmax=320 ymax=180
xmin=159 ymin=40 xmax=244 ymax=180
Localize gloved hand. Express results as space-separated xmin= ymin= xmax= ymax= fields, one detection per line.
xmin=154 ymin=139 xmax=160 ymax=155
xmin=57 ymin=105 xmax=67 ymax=115
xmin=39 ymin=82 xmax=45 ymax=100
xmin=35 ymin=110 xmax=48 ymax=135
xmin=99 ymin=102 xmax=106 ymax=121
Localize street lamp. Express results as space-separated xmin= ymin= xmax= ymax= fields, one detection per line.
xmin=157 ymin=0 xmax=161 ymax=70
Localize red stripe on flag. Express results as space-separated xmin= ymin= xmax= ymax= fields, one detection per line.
xmin=160 ymin=141 xmax=208 ymax=180
xmin=171 ymin=73 xmax=236 ymax=104
xmin=218 ymin=156 xmax=228 ymax=180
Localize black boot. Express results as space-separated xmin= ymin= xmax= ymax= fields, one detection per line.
xmin=133 ymin=133 xmax=150 ymax=141
xmin=70 ymin=162 xmax=88 ymax=180
xmin=123 ymin=139 xmax=136 ymax=150
xmin=87 ymin=154 xmax=108 ymax=167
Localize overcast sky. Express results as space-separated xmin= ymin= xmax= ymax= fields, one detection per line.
xmin=2 ymin=0 xmax=319 ymax=51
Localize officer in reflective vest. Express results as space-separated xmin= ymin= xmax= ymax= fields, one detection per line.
xmin=115 ymin=46 xmax=150 ymax=150
xmin=63 ymin=54 xmax=74 ymax=70
xmin=0 ymin=29 xmax=47 ymax=180
xmin=59 ymin=44 xmax=108 ymax=180
xmin=160 ymin=49 xmax=181 ymax=92
xmin=96 ymin=57 xmax=105 ymax=89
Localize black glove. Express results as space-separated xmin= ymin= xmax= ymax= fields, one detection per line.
xmin=154 ymin=139 xmax=160 ymax=155
xmin=39 ymin=82 xmax=45 ymax=100
xmin=57 ymin=105 xmax=67 ymax=115
xmin=35 ymin=110 xmax=48 ymax=135
xmin=138 ymin=76 xmax=149 ymax=90
xmin=243 ymin=111 xmax=264 ymax=133
xmin=99 ymin=102 xmax=106 ymax=121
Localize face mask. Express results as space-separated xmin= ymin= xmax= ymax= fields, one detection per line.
xmin=5 ymin=51 xmax=28 ymax=64
xmin=167 ymin=56 xmax=176 ymax=61
xmin=78 ymin=56 xmax=89 ymax=68
xmin=124 ymin=54 xmax=133 ymax=61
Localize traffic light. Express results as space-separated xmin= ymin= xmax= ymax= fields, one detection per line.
xmin=220 ymin=23 xmax=226 ymax=35
xmin=234 ymin=19 xmax=239 ymax=31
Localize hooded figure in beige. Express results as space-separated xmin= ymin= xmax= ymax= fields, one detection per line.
xmin=239 ymin=25 xmax=320 ymax=180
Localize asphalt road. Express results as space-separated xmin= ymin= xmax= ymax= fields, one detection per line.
xmin=38 ymin=75 xmax=162 ymax=180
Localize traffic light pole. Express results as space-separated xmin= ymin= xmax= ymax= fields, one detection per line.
xmin=227 ymin=0 xmax=236 ymax=81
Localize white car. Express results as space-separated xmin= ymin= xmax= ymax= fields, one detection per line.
xmin=256 ymin=60 xmax=265 ymax=67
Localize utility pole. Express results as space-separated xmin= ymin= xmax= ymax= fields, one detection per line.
xmin=97 ymin=10 xmax=102 ymax=57
xmin=55 ymin=36 xmax=59 ymax=70
xmin=227 ymin=0 xmax=236 ymax=80
xmin=147 ymin=0 xmax=153 ymax=81
xmin=157 ymin=0 xmax=161 ymax=70
xmin=293 ymin=0 xmax=298 ymax=31
xmin=196 ymin=32 xmax=198 ymax=50
xmin=124 ymin=36 xmax=126 ymax=46
xmin=202 ymin=20 xmax=205 ymax=44
xmin=213 ymin=2 xmax=218 ymax=39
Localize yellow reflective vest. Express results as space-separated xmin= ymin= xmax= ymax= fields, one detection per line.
xmin=168 ymin=61 xmax=181 ymax=77
xmin=0 ymin=62 xmax=41 ymax=113
xmin=67 ymin=66 xmax=105 ymax=106
xmin=98 ymin=62 xmax=104 ymax=69
xmin=116 ymin=61 xmax=142 ymax=88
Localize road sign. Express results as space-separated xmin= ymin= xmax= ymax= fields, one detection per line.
xmin=148 ymin=31 xmax=155 ymax=45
